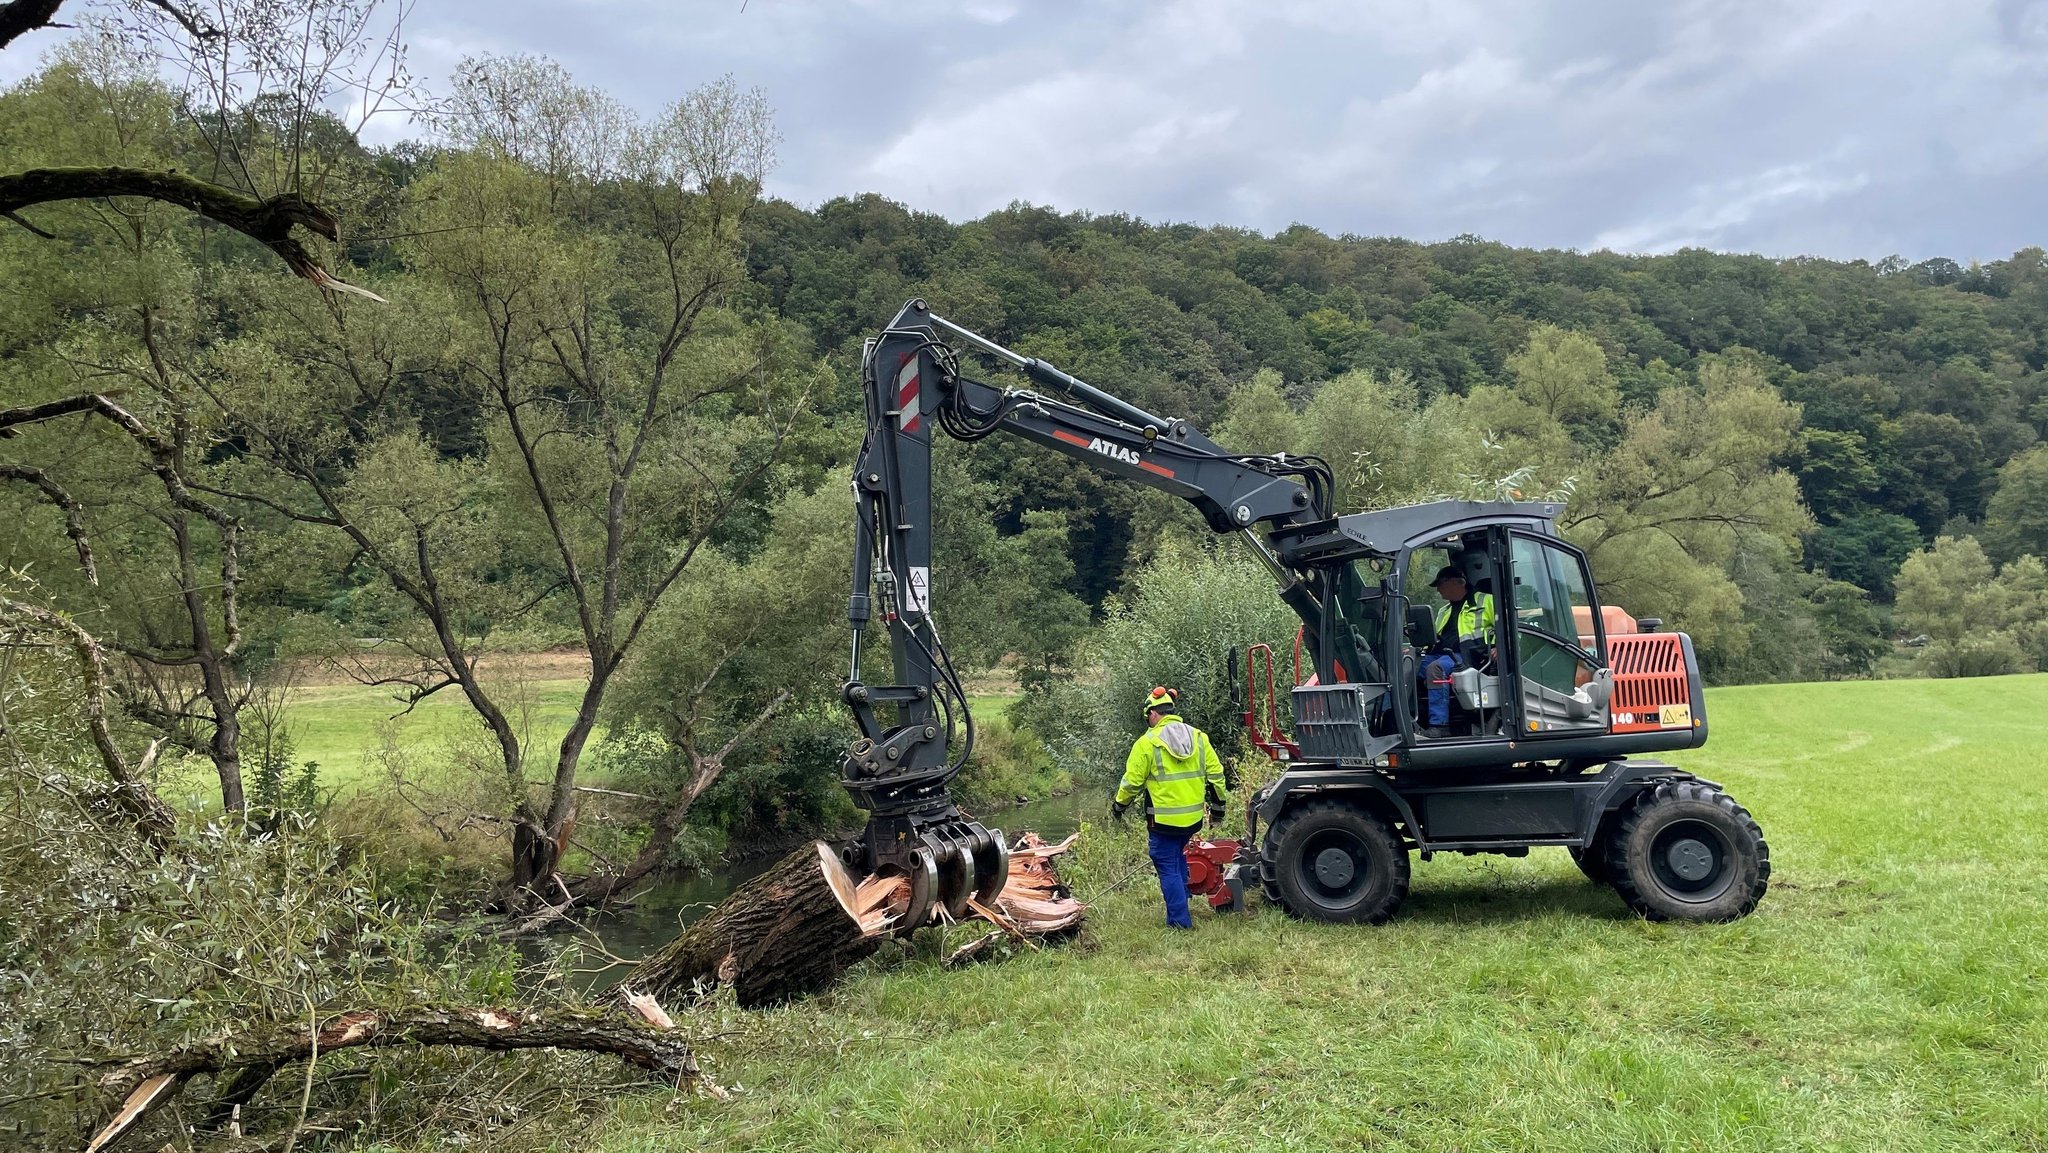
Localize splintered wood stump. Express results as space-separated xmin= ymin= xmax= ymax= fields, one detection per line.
xmin=625 ymin=841 xmax=889 ymax=1008
xmin=624 ymin=831 xmax=1090 ymax=1008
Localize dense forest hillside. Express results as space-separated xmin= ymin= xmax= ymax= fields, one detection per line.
xmin=735 ymin=194 xmax=2048 ymax=680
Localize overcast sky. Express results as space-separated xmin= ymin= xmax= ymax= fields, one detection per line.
xmin=9 ymin=0 xmax=2047 ymax=261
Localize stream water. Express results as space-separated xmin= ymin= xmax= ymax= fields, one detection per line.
xmin=581 ymin=789 xmax=1096 ymax=962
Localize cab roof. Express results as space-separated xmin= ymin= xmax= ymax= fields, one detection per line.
xmin=1262 ymin=499 xmax=1564 ymax=566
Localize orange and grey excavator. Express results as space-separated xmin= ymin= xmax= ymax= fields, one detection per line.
xmin=842 ymin=300 xmax=1768 ymax=927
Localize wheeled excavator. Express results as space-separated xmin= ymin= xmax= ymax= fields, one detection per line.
xmin=841 ymin=300 xmax=1769 ymax=928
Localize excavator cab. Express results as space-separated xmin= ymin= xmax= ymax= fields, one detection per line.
xmin=1271 ymin=501 xmax=1702 ymax=765
xmin=1392 ymin=523 xmax=1616 ymax=743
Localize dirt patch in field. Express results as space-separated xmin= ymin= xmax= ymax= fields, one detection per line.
xmin=282 ymin=647 xmax=593 ymax=686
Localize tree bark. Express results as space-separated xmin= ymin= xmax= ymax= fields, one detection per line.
xmin=0 ymin=167 xmax=379 ymax=297
xmin=0 ymin=0 xmax=62 ymax=50
xmin=0 ymin=391 xmax=120 ymax=437
xmin=623 ymin=841 xmax=886 ymax=1008
xmin=87 ymin=1005 xmax=705 ymax=1152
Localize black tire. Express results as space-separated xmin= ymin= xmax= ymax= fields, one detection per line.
xmin=1259 ymin=798 xmax=1409 ymax=924
xmin=1568 ymin=844 xmax=1612 ymax=886
xmin=1606 ymin=781 xmax=1769 ymax=922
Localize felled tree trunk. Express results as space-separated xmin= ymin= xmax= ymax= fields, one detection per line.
xmin=624 ymin=841 xmax=891 ymax=1009
xmin=625 ymin=832 xmax=1091 ymax=1008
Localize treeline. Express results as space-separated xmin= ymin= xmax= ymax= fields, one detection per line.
xmin=738 ymin=194 xmax=2048 ymax=683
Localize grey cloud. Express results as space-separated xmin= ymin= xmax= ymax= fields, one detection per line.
xmin=4 ymin=0 xmax=2040 ymax=261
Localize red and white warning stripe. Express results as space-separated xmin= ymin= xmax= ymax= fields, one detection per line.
xmin=895 ymin=354 xmax=921 ymax=435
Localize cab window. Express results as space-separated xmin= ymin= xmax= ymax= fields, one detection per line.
xmin=1507 ymin=536 xmax=1602 ymax=698
xmin=1509 ymin=535 xmax=1599 ymax=657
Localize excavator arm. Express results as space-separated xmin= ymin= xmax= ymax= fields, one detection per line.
xmin=842 ymin=299 xmax=1330 ymax=925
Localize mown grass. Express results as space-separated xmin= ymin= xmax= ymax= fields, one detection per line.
xmin=281 ymin=686 xmax=1019 ymax=795
xmin=284 ymin=678 xmax=588 ymax=794
xmin=591 ymin=674 xmax=2048 ymax=1152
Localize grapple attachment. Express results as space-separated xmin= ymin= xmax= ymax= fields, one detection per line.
xmin=859 ymin=814 xmax=1010 ymax=929
xmin=897 ymin=819 xmax=1007 ymax=929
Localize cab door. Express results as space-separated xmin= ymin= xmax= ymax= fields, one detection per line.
xmin=1506 ymin=533 xmax=1612 ymax=735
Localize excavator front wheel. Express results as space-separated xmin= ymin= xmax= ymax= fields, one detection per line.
xmin=1605 ymin=781 xmax=1770 ymax=922
xmin=1260 ymin=798 xmax=1409 ymax=924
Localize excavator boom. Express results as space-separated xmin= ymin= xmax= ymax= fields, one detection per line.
xmin=841 ymin=300 xmax=1328 ymax=924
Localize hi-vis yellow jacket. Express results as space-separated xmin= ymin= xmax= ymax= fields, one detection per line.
xmin=1115 ymin=713 xmax=1226 ymax=829
xmin=1432 ymin=592 xmax=1497 ymax=647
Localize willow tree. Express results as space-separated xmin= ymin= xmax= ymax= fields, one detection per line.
xmin=209 ymin=57 xmax=823 ymax=909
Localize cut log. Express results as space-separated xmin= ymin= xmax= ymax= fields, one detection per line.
xmin=623 ymin=831 xmax=1089 ymax=1010
xmin=623 ymin=841 xmax=886 ymax=1008
xmin=994 ymin=831 xmax=1086 ymax=933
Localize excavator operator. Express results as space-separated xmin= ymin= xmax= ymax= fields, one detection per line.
xmin=1113 ymin=687 xmax=1228 ymax=929
xmin=1420 ymin=566 xmax=1496 ymax=738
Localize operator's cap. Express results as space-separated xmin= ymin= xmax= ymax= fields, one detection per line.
xmin=1432 ymin=566 xmax=1466 ymax=587
xmin=1144 ymin=686 xmax=1180 ymax=715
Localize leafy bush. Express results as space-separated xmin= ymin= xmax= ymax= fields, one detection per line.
xmin=0 ymin=651 xmax=620 ymax=1152
xmin=1021 ymin=546 xmax=1300 ymax=781
xmin=953 ymin=713 xmax=1070 ymax=810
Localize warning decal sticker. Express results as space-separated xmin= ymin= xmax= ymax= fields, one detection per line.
xmin=907 ymin=566 xmax=930 ymax=614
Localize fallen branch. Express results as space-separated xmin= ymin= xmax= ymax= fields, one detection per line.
xmin=86 ymin=1005 xmax=706 ymax=1152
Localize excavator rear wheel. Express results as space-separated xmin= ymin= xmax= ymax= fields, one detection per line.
xmin=1567 ymin=845 xmax=1611 ymax=885
xmin=1260 ymin=798 xmax=1409 ymax=924
xmin=1605 ymin=781 xmax=1769 ymax=922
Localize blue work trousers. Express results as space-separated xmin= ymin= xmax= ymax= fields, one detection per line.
xmin=1147 ymin=822 xmax=1202 ymax=928
xmin=1421 ymin=652 xmax=1461 ymax=725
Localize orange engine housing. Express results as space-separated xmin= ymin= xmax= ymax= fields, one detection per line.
xmin=1608 ymin=632 xmax=1693 ymax=733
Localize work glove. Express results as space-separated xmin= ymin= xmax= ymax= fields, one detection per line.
xmin=1207 ymin=802 xmax=1226 ymax=829
xmin=1111 ymin=799 xmax=1130 ymax=823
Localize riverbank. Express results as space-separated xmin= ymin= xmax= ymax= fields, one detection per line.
xmin=558 ymin=675 xmax=2047 ymax=1152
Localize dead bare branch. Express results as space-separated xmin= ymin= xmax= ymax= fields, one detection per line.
xmin=0 ymin=167 xmax=382 ymax=299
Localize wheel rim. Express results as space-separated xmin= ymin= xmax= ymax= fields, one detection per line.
xmin=1646 ymin=819 xmax=1735 ymax=904
xmin=1296 ymin=828 xmax=1372 ymax=909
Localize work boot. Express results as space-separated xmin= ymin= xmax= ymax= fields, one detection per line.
xmin=1421 ymin=725 xmax=1453 ymax=739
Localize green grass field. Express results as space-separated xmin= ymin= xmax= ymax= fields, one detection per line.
xmin=588 ymin=674 xmax=2048 ymax=1152
xmin=269 ymin=684 xmax=1018 ymax=798
xmin=285 ymin=679 xmax=589 ymax=793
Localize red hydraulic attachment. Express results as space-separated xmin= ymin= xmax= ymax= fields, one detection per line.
xmin=1242 ymin=642 xmax=1301 ymax=762
xmin=1184 ymin=838 xmax=1248 ymax=912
